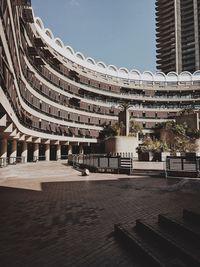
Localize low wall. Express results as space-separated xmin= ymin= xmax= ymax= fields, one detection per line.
xmin=133 ymin=161 xmax=165 ymax=170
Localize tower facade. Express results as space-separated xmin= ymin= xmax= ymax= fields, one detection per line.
xmin=156 ymin=0 xmax=200 ymax=73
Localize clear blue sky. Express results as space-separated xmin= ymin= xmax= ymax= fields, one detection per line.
xmin=32 ymin=0 xmax=156 ymax=72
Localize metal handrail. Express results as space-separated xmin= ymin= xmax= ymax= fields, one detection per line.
xmin=166 ymin=156 xmax=200 ymax=178
xmin=70 ymin=153 xmax=133 ymax=174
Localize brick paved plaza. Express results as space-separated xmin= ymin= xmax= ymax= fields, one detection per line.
xmin=0 ymin=162 xmax=200 ymax=267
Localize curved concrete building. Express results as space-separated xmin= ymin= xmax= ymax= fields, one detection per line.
xmin=0 ymin=0 xmax=200 ymax=164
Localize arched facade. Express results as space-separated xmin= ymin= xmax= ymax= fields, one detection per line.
xmin=0 ymin=0 xmax=200 ymax=164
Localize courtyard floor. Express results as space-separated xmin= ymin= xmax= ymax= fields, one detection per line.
xmin=0 ymin=162 xmax=200 ymax=267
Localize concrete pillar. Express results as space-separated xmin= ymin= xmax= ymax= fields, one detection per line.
xmin=10 ymin=139 xmax=17 ymax=164
xmin=0 ymin=138 xmax=7 ymax=158
xmin=33 ymin=143 xmax=39 ymax=161
xmin=174 ymin=0 xmax=182 ymax=73
xmin=79 ymin=144 xmax=84 ymax=155
xmin=45 ymin=144 xmax=50 ymax=161
xmin=21 ymin=141 xmax=28 ymax=163
xmin=68 ymin=144 xmax=72 ymax=155
xmin=0 ymin=138 xmax=7 ymax=167
xmin=57 ymin=144 xmax=61 ymax=160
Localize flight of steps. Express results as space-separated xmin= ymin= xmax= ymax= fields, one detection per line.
xmin=114 ymin=209 xmax=200 ymax=267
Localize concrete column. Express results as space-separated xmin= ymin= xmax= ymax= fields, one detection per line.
xmin=174 ymin=0 xmax=182 ymax=73
xmin=21 ymin=141 xmax=27 ymax=163
xmin=56 ymin=144 xmax=61 ymax=160
xmin=33 ymin=143 xmax=39 ymax=161
xmin=79 ymin=144 xmax=84 ymax=155
xmin=45 ymin=144 xmax=50 ymax=161
xmin=10 ymin=139 xmax=17 ymax=164
xmin=0 ymin=138 xmax=7 ymax=158
xmin=68 ymin=144 xmax=72 ymax=155
xmin=0 ymin=138 xmax=7 ymax=167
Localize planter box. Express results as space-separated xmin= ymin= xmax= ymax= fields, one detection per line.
xmin=105 ymin=136 xmax=138 ymax=158
xmin=138 ymin=152 xmax=162 ymax=162
xmin=138 ymin=152 xmax=154 ymax=161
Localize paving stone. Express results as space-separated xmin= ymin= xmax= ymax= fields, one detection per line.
xmin=0 ymin=163 xmax=200 ymax=266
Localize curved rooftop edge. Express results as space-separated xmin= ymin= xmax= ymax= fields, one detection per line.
xmin=35 ymin=17 xmax=200 ymax=83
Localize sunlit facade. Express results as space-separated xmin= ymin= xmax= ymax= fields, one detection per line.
xmin=0 ymin=0 xmax=200 ymax=164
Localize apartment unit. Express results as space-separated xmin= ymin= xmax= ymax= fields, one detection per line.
xmin=156 ymin=0 xmax=200 ymax=73
xmin=0 ymin=0 xmax=200 ymax=165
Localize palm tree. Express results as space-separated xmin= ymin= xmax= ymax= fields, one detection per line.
xmin=119 ymin=102 xmax=132 ymax=111
xmin=113 ymin=122 xmax=125 ymax=136
xmin=118 ymin=102 xmax=132 ymax=136
xmin=99 ymin=123 xmax=116 ymax=139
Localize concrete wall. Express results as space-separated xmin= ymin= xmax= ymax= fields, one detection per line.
xmin=105 ymin=136 xmax=138 ymax=157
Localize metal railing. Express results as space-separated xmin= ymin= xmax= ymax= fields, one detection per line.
xmin=0 ymin=157 xmax=26 ymax=167
xmin=9 ymin=157 xmax=26 ymax=165
xmin=0 ymin=157 xmax=7 ymax=168
xmin=60 ymin=154 xmax=68 ymax=160
xmin=38 ymin=156 xmax=46 ymax=161
xmin=166 ymin=156 xmax=200 ymax=178
xmin=69 ymin=154 xmax=134 ymax=174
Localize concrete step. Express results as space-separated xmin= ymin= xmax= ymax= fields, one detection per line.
xmin=158 ymin=214 xmax=200 ymax=246
xmin=183 ymin=209 xmax=200 ymax=225
xmin=114 ymin=224 xmax=173 ymax=267
xmin=136 ymin=219 xmax=200 ymax=267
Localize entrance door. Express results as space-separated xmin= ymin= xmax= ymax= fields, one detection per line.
xmin=27 ymin=143 xmax=34 ymax=162
xmin=50 ymin=145 xmax=57 ymax=160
